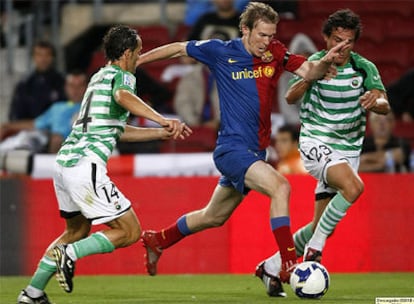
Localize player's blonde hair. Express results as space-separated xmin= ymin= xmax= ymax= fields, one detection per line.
xmin=239 ymin=2 xmax=279 ymax=32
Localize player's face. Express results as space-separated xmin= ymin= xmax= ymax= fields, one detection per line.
xmin=324 ymin=27 xmax=356 ymax=66
xmin=125 ymin=36 xmax=142 ymax=73
xmin=242 ymin=20 xmax=276 ymax=58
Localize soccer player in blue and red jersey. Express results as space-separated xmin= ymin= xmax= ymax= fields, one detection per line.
xmin=138 ymin=2 xmax=350 ymax=296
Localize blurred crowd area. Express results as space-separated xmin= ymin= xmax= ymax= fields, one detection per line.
xmin=0 ymin=0 xmax=413 ymax=171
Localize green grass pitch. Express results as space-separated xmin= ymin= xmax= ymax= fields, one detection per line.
xmin=2 ymin=273 xmax=413 ymax=303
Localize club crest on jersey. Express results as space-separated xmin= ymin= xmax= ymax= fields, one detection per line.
xmin=263 ymin=66 xmax=275 ymax=78
xmin=261 ymin=50 xmax=273 ymax=62
xmin=350 ymin=76 xmax=362 ymax=89
xmin=123 ymin=74 xmax=136 ymax=89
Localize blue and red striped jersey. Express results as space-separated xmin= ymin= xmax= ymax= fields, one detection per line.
xmin=187 ymin=38 xmax=305 ymax=150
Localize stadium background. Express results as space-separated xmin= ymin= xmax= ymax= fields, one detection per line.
xmin=1 ymin=0 xmax=414 ymax=277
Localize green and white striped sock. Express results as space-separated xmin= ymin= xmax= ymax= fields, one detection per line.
xmin=68 ymin=232 xmax=115 ymax=260
xmin=28 ymin=256 xmax=56 ymax=293
xmin=293 ymin=223 xmax=314 ymax=257
xmin=308 ymin=192 xmax=352 ymax=251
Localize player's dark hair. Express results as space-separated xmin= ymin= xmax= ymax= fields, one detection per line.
xmin=278 ymin=124 xmax=300 ymax=142
xmin=103 ymin=25 xmax=139 ymax=61
xmin=239 ymin=2 xmax=279 ymax=32
xmin=322 ymin=9 xmax=362 ymax=41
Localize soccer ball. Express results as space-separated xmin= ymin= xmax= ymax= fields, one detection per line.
xmin=290 ymin=261 xmax=330 ymax=299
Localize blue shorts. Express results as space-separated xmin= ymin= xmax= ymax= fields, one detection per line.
xmin=213 ymin=143 xmax=266 ymax=195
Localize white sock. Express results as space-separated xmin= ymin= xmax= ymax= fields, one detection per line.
xmin=66 ymin=244 xmax=78 ymax=261
xmin=264 ymin=251 xmax=282 ymax=277
xmin=25 ymin=285 xmax=44 ymax=298
xmin=308 ymin=229 xmax=326 ymax=251
xmin=308 ymin=193 xmax=351 ymax=251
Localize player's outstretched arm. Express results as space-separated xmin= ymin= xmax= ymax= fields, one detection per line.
xmin=115 ymin=89 xmax=192 ymax=140
xmin=285 ymin=79 xmax=312 ymax=104
xmin=115 ymin=89 xmax=167 ymax=126
xmin=120 ymin=123 xmax=192 ymax=142
xmin=136 ymin=42 xmax=189 ymax=66
xmin=295 ymin=40 xmax=351 ymax=81
xmin=120 ymin=125 xmax=171 ymax=142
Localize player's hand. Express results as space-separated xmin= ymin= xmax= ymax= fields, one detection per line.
xmin=173 ymin=122 xmax=192 ymax=140
xmin=157 ymin=127 xmax=175 ymax=140
xmin=359 ymin=90 xmax=381 ymax=110
xmin=161 ymin=118 xmax=192 ymax=140
xmin=322 ymin=40 xmax=351 ymax=64
xmin=323 ymin=64 xmax=338 ymax=80
xmin=158 ymin=125 xmax=191 ymax=140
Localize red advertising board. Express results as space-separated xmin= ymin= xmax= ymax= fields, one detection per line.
xmin=21 ymin=174 xmax=414 ymax=275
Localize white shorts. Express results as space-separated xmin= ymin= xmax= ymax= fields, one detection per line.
xmin=299 ymin=138 xmax=360 ymax=197
xmin=53 ymin=159 xmax=132 ymax=225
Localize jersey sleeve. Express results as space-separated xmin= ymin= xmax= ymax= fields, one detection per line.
xmin=186 ymin=39 xmax=223 ymax=66
xmin=112 ymin=71 xmax=137 ymax=96
xmin=270 ymin=40 xmax=306 ymax=73
xmin=365 ymin=65 xmax=385 ymax=91
xmin=285 ymin=53 xmax=307 ymax=73
xmin=360 ymin=60 xmax=385 ymax=91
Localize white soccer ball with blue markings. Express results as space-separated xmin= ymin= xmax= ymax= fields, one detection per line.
xmin=290 ymin=261 xmax=330 ymax=299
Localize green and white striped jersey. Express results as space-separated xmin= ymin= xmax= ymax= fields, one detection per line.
xmin=56 ymin=65 xmax=136 ymax=167
xmin=293 ymin=51 xmax=385 ymax=158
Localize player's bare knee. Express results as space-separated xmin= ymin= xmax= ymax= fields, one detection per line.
xmin=353 ymin=179 xmax=364 ymax=199
xmin=117 ymin=229 xmax=140 ymax=247
xmin=127 ymin=227 xmax=141 ymax=245
xmin=344 ymin=179 xmax=364 ymax=202
xmin=270 ymin=175 xmax=290 ymax=199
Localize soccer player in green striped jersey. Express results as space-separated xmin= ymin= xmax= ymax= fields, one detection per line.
xmin=257 ymin=9 xmax=390 ymax=295
xmin=17 ymin=25 xmax=191 ymax=304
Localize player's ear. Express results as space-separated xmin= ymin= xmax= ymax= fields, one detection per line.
xmin=121 ymin=48 xmax=131 ymax=60
xmin=241 ymin=24 xmax=250 ymax=36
